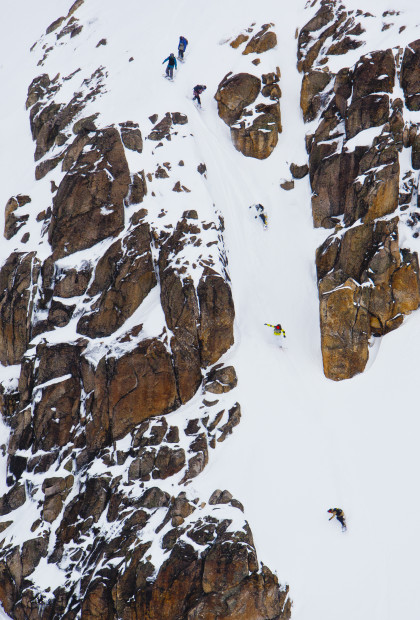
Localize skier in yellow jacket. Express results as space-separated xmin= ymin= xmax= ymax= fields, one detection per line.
xmin=265 ymin=323 xmax=286 ymax=338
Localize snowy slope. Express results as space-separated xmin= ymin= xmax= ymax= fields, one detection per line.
xmin=1 ymin=0 xmax=420 ymax=619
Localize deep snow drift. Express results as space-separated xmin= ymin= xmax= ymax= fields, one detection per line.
xmin=1 ymin=0 xmax=420 ymax=618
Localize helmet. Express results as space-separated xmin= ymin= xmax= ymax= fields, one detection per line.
xmin=170 ymin=53 xmax=175 ymax=57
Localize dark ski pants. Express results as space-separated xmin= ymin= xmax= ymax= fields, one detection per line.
xmin=193 ymin=94 xmax=201 ymax=106
xmin=178 ymin=47 xmax=184 ymax=59
xmin=337 ymin=515 xmax=346 ymax=530
xmin=166 ymin=65 xmax=174 ymax=79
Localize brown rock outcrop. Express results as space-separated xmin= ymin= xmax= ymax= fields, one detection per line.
xmin=320 ymin=278 xmax=370 ymax=381
xmin=25 ymin=74 xmax=54 ymax=109
xmin=136 ymin=531 xmax=291 ymax=620
xmin=215 ymin=73 xmax=261 ymax=126
xmin=231 ymin=108 xmax=280 ymax=159
xmin=4 ymin=195 xmax=31 ymax=240
xmin=300 ymin=70 xmax=331 ymax=122
xmin=148 ymin=112 xmax=188 ymax=141
xmin=49 ymin=127 xmax=129 ymax=257
xmin=345 ymin=94 xmax=390 ymax=140
xmin=243 ymin=25 xmax=277 ymax=55
xmin=316 ymin=217 xmax=420 ymax=378
xmin=352 ymin=50 xmax=395 ymax=100
xmin=87 ymin=340 xmax=179 ymax=446
xmin=401 ymin=39 xmax=420 ymax=111
xmin=290 ymin=162 xmax=309 ymax=179
xmin=230 ymin=33 xmax=249 ymax=49
xmin=77 ymin=222 xmax=156 ymax=338
xmin=215 ymin=72 xmax=282 ymax=159
xmin=299 ymin=7 xmax=420 ymax=379
xmin=119 ymin=120 xmax=143 ymax=152
xmin=198 ymin=270 xmax=235 ymax=367
xmin=0 ymin=252 xmax=40 ymax=366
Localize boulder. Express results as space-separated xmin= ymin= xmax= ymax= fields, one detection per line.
xmin=230 ymin=34 xmax=249 ymax=49
xmin=231 ymin=111 xmax=279 ymax=159
xmin=215 ymin=73 xmax=261 ymax=126
xmin=4 ymin=195 xmax=31 ymax=240
xmin=49 ymin=127 xmax=129 ymax=258
xmin=148 ymin=112 xmax=188 ymax=141
xmin=204 ymin=365 xmax=237 ymax=394
xmin=290 ymin=163 xmax=309 ymax=179
xmin=119 ymin=121 xmax=143 ymax=152
xmin=280 ymin=180 xmax=295 ymax=191
xmin=242 ymin=25 xmax=277 ymax=55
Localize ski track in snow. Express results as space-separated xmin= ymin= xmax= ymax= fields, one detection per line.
xmin=1 ymin=0 xmax=420 ymax=618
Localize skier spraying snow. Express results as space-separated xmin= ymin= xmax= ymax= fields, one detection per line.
xmin=193 ymin=84 xmax=207 ymax=108
xmin=162 ymin=53 xmax=177 ymax=79
xmin=178 ymin=35 xmax=188 ymax=60
xmin=328 ymin=508 xmax=346 ymax=531
xmin=265 ymin=323 xmax=286 ymax=338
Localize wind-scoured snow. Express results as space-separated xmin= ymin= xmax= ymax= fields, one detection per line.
xmin=1 ymin=0 xmax=420 ymax=619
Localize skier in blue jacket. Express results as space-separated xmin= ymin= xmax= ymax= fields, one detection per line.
xmin=163 ymin=53 xmax=177 ymax=79
xmin=178 ymin=36 xmax=188 ymax=60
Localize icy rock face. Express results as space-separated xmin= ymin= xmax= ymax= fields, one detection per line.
xmin=299 ymin=0 xmax=420 ymax=380
xmin=0 ymin=3 xmax=290 ymax=618
xmin=215 ymin=28 xmax=282 ymax=159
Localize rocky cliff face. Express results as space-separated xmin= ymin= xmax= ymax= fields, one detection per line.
xmin=0 ymin=2 xmax=291 ymax=618
xmin=299 ymin=0 xmax=420 ymax=380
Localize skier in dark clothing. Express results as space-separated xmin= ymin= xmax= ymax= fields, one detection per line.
xmin=163 ymin=53 xmax=177 ymax=79
xmin=178 ymin=36 xmax=188 ymax=60
xmin=328 ymin=508 xmax=346 ymax=531
xmin=193 ymin=84 xmax=207 ymax=107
